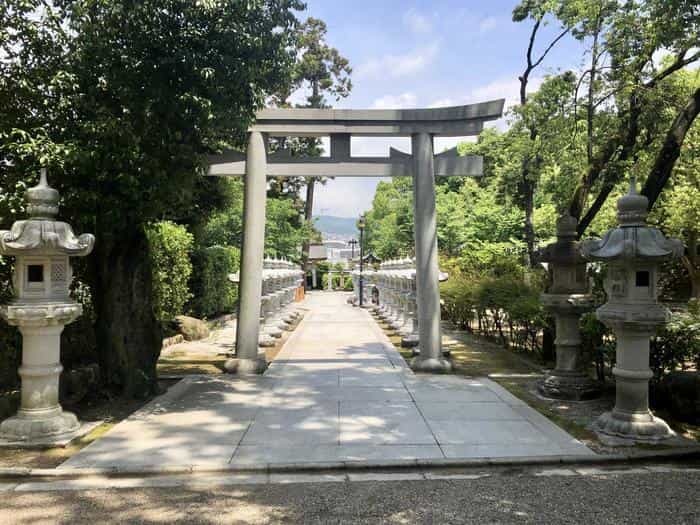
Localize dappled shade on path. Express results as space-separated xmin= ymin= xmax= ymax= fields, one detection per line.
xmin=60 ymin=292 xmax=593 ymax=470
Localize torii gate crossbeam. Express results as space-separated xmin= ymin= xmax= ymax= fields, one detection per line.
xmin=207 ymin=100 xmax=505 ymax=374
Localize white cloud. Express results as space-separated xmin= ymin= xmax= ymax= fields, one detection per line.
xmin=468 ymin=76 xmax=543 ymax=109
xmin=371 ymin=92 xmax=418 ymax=109
xmin=313 ymin=177 xmax=388 ymax=217
xmin=285 ymin=86 xmax=311 ymax=106
xmin=356 ymin=42 xmax=439 ymax=79
xmin=479 ymin=16 xmax=498 ymax=33
xmin=403 ymin=8 xmax=432 ymax=34
xmin=428 ymin=97 xmax=454 ymax=108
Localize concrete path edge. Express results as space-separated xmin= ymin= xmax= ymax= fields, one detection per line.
xmin=1 ymin=448 xmax=699 ymax=480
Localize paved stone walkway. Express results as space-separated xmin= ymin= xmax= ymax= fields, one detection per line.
xmin=61 ymin=292 xmax=593 ymax=470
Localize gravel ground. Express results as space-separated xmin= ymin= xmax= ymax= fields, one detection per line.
xmin=2 ymin=468 xmax=699 ymax=524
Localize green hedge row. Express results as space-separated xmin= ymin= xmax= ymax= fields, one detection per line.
xmin=146 ymin=221 xmax=194 ymax=321
xmin=147 ymin=221 xmax=240 ymax=321
xmin=441 ymin=272 xmax=546 ymax=354
xmin=189 ymin=245 xmax=240 ymax=319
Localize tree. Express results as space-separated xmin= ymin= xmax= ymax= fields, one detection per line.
xmin=566 ymin=0 xmax=700 ymax=235
xmin=512 ymin=0 xmax=572 ymax=266
xmin=654 ymin=84 xmax=700 ymax=299
xmin=0 ymin=0 xmax=302 ymax=397
xmin=280 ymin=17 xmax=352 ymax=280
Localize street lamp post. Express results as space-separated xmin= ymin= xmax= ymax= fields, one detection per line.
xmin=348 ymin=238 xmax=358 ymax=260
xmin=358 ymin=215 xmax=366 ymax=307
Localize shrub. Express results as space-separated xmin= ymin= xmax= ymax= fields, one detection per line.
xmin=441 ymin=274 xmax=477 ymax=329
xmin=189 ymin=245 xmax=240 ymax=318
xmin=580 ymin=301 xmax=700 ymax=386
xmin=0 ymin=256 xmax=20 ymax=390
xmin=146 ymin=221 xmax=194 ymax=321
xmin=440 ymin=268 xmax=546 ymax=355
xmin=651 ymin=307 xmax=700 ymax=384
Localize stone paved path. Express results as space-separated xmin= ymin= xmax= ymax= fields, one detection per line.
xmin=61 ymin=292 xmax=593 ymax=470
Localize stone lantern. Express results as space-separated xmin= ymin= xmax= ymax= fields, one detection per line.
xmin=581 ymin=179 xmax=683 ymax=442
xmin=0 ymin=170 xmax=95 ymax=444
xmin=537 ymin=214 xmax=600 ymax=400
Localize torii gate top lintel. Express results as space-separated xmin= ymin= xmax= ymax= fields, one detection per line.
xmin=208 ymin=99 xmax=505 ymax=178
xmin=250 ymin=99 xmax=505 ymax=137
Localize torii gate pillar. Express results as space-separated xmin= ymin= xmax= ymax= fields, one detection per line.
xmin=411 ymin=132 xmax=450 ymax=371
xmin=225 ymin=131 xmax=268 ymax=374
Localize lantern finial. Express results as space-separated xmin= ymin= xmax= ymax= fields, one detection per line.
xmin=26 ymin=168 xmax=60 ymax=220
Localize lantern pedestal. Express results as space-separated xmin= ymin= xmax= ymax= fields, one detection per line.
xmin=592 ymin=310 xmax=674 ymax=442
xmin=0 ymin=303 xmax=83 ymax=444
xmin=538 ymin=294 xmax=601 ymax=401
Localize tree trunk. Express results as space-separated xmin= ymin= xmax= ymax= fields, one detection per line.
xmin=300 ymin=177 xmax=316 ymax=290
xmin=91 ymin=226 xmax=162 ymax=399
xmin=641 ymin=87 xmax=700 ymax=209
xmin=683 ymin=231 xmax=699 ymax=300
xmin=523 ymin=176 xmax=536 ymax=267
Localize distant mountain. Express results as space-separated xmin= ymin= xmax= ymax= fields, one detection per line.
xmin=313 ymin=215 xmax=358 ymax=237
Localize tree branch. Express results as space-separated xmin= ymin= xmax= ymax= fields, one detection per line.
xmin=645 ymin=48 xmax=700 ymax=89
xmin=641 ymin=86 xmax=700 ymax=208
xmin=531 ymin=27 xmax=570 ymax=70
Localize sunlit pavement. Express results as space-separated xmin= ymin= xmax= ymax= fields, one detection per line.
xmin=58 ymin=292 xmax=593 ymax=471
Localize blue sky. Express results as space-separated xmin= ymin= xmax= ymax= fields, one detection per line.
xmin=301 ymin=0 xmax=586 ymax=218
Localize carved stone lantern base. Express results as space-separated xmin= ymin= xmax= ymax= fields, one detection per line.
xmin=592 ymin=408 xmax=674 ymax=442
xmin=0 ymin=407 xmax=80 ymax=443
xmin=538 ymin=372 xmax=602 ymax=401
xmin=259 ymin=332 xmax=277 ymax=347
xmin=401 ymin=333 xmax=419 ymax=348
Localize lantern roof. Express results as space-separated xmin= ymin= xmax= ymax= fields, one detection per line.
xmin=580 ymin=180 xmax=683 ymax=262
xmin=0 ymin=170 xmax=95 ymax=257
xmin=535 ymin=214 xmax=585 ymax=265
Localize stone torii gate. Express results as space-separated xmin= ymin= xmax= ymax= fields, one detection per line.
xmin=208 ymin=100 xmax=504 ymax=375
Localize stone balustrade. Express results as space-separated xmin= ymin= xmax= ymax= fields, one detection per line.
xmin=353 ymin=259 xmax=420 ymax=349
xmin=229 ymin=258 xmax=304 ymax=349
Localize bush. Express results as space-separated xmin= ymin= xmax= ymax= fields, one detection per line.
xmin=146 ymin=221 xmax=194 ymax=321
xmin=0 ymin=256 xmax=20 ymax=390
xmin=440 ymin=268 xmax=546 ymax=355
xmin=343 ymin=277 xmax=354 ymax=291
xmin=580 ymin=301 xmax=700 ymax=386
xmin=651 ymin=306 xmax=700 ymax=384
xmin=189 ymin=245 xmax=240 ymax=318
xmin=441 ymin=274 xmax=477 ymax=329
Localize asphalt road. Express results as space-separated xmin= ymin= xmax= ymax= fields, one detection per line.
xmin=2 ymin=466 xmax=699 ymax=524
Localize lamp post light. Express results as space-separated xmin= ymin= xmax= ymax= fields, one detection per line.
xmin=348 ymin=238 xmax=358 ymax=260
xmin=358 ymin=215 xmax=366 ymax=307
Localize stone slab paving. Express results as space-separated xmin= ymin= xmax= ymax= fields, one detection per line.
xmin=60 ymin=292 xmax=593 ymax=471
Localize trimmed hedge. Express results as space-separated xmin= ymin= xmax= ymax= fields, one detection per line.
xmin=441 ymin=272 xmax=546 ymax=355
xmin=189 ymin=245 xmax=240 ymax=319
xmin=146 ymin=221 xmax=194 ymax=321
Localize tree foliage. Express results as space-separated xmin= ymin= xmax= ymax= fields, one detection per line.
xmin=0 ymin=0 xmax=303 ymax=397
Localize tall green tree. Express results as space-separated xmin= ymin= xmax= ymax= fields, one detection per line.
xmin=278 ymin=17 xmax=352 ymax=279
xmin=0 ymin=0 xmax=302 ymax=397
xmin=565 ymin=0 xmax=700 ymax=234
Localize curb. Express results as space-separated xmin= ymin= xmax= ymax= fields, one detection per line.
xmin=1 ymin=448 xmax=698 ymax=481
